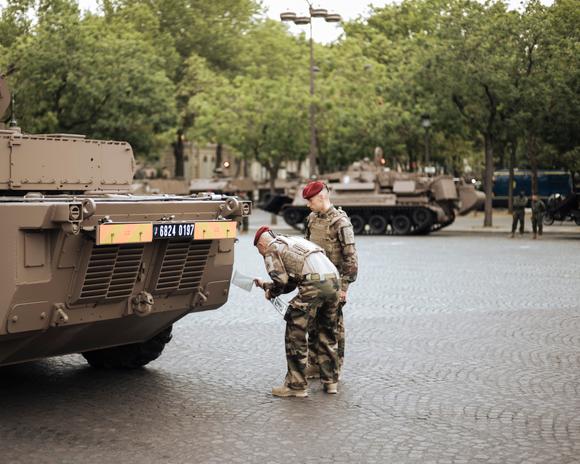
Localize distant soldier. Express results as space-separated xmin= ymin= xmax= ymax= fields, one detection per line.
xmin=531 ymin=194 xmax=546 ymax=239
xmin=511 ymin=190 xmax=528 ymax=237
xmin=253 ymin=226 xmax=341 ymax=397
xmin=302 ymin=181 xmax=358 ymax=379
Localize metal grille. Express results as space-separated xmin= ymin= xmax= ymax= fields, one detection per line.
xmin=77 ymin=244 xmax=144 ymax=303
xmin=154 ymin=240 xmax=211 ymax=294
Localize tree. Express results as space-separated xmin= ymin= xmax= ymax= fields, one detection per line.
xmin=5 ymin=1 xmax=176 ymax=157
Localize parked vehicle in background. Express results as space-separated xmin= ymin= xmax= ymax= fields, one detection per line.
xmin=261 ymin=160 xmax=485 ymax=235
xmin=493 ymin=170 xmax=573 ymax=207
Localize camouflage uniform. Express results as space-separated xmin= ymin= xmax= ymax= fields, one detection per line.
xmin=262 ymin=236 xmax=340 ymax=390
xmin=305 ymin=206 xmax=358 ymax=372
xmin=512 ymin=195 xmax=528 ymax=235
xmin=531 ymin=198 xmax=546 ymax=236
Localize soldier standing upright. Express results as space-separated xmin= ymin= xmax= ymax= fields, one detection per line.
xmin=253 ymin=226 xmax=341 ymax=397
xmin=511 ymin=190 xmax=528 ymax=238
xmin=301 ymin=181 xmax=358 ymax=379
xmin=531 ymin=194 xmax=546 ymax=239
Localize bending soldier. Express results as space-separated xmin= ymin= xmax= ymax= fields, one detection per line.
xmin=531 ymin=194 xmax=546 ymax=239
xmin=253 ymin=226 xmax=341 ymax=397
xmin=302 ymin=181 xmax=358 ymax=379
xmin=511 ymin=190 xmax=528 ymax=238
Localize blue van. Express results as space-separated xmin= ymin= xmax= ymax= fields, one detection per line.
xmin=493 ymin=170 xmax=573 ymax=207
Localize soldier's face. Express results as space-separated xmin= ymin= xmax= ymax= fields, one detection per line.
xmin=306 ymin=192 xmax=326 ymax=212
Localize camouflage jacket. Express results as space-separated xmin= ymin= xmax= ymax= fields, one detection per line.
xmin=262 ymin=236 xmax=327 ymax=298
xmin=532 ymin=199 xmax=546 ymax=217
xmin=305 ymin=206 xmax=358 ymax=292
xmin=513 ymin=196 xmax=528 ymax=211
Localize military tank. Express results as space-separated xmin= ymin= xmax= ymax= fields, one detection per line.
xmin=0 ymin=75 xmax=251 ymax=368
xmin=262 ymin=160 xmax=484 ymax=235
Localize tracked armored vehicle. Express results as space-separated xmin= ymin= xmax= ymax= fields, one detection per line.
xmin=262 ymin=160 xmax=484 ymax=235
xmin=0 ymin=75 xmax=251 ymax=368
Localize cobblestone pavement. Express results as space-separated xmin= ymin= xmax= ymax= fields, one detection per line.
xmin=1 ymin=231 xmax=579 ymax=464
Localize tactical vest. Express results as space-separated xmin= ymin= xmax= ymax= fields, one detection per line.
xmin=276 ymin=236 xmax=323 ymax=279
xmin=308 ymin=208 xmax=347 ymax=268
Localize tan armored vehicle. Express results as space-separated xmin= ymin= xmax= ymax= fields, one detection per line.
xmin=262 ymin=160 xmax=484 ymax=235
xmin=0 ymin=75 xmax=251 ymax=368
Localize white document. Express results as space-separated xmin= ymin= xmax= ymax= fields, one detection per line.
xmin=270 ymin=289 xmax=298 ymax=317
xmin=231 ymin=270 xmax=255 ymax=292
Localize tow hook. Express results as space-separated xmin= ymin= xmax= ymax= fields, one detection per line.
xmin=131 ymin=291 xmax=154 ymax=317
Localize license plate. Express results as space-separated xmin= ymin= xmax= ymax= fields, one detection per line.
xmin=153 ymin=223 xmax=195 ymax=239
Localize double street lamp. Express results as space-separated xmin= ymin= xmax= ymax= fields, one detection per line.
xmin=281 ymin=2 xmax=341 ymax=177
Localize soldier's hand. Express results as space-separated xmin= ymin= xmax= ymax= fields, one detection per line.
xmin=339 ymin=290 xmax=347 ymax=303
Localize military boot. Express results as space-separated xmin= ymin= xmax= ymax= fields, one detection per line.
xmin=323 ymin=383 xmax=338 ymax=394
xmin=271 ymin=384 xmax=308 ymax=398
xmin=533 ymin=233 xmax=537 ymax=239
xmin=305 ymin=364 xmax=320 ymax=379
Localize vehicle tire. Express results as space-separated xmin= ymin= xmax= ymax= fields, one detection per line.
xmin=349 ymin=214 xmax=365 ymax=235
xmin=412 ymin=208 xmax=432 ymax=230
xmin=543 ymin=214 xmax=554 ymax=226
xmin=368 ymin=214 xmax=387 ymax=235
xmin=82 ymin=326 xmax=173 ymax=369
xmin=574 ymin=215 xmax=580 ymax=226
xmin=283 ymin=208 xmax=304 ymax=227
xmin=392 ymin=214 xmax=412 ymax=235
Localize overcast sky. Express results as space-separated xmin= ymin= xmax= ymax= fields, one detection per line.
xmin=72 ymin=0 xmax=553 ymax=44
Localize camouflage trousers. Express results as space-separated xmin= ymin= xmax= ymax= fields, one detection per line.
xmin=284 ymin=278 xmax=340 ymax=390
xmin=512 ymin=210 xmax=525 ymax=234
xmin=308 ymin=301 xmax=345 ymax=374
xmin=532 ymin=214 xmax=544 ymax=235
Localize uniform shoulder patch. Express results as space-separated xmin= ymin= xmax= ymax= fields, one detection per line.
xmin=339 ymin=224 xmax=355 ymax=245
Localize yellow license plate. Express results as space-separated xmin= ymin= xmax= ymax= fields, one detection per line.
xmin=193 ymin=221 xmax=237 ymax=240
xmin=97 ymin=223 xmax=153 ymax=245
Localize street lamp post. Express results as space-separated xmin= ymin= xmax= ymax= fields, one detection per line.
xmin=421 ymin=114 xmax=431 ymax=170
xmin=281 ymin=3 xmax=341 ymax=178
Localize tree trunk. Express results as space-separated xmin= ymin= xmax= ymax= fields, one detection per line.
xmin=483 ymin=133 xmax=494 ymax=227
xmin=173 ymin=129 xmax=185 ymax=179
xmin=243 ymin=158 xmax=249 ymax=178
xmin=508 ymin=141 xmax=516 ymax=213
xmin=215 ymin=143 xmax=223 ymax=172
xmin=527 ymin=133 xmax=539 ymax=196
xmin=268 ymin=166 xmax=278 ymax=226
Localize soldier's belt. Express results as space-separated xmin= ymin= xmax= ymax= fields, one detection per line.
xmin=303 ymin=273 xmax=339 ymax=282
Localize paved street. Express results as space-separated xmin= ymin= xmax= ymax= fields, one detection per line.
xmin=1 ymin=223 xmax=579 ymax=463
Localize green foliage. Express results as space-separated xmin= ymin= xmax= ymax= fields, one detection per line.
xmin=6 ymin=4 xmax=176 ymax=156
xmin=190 ymin=21 xmax=309 ymax=177
xmin=0 ymin=0 xmax=577 ymax=177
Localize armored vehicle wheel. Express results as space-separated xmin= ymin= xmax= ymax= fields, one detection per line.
xmin=283 ymin=208 xmax=304 ymax=227
xmin=392 ymin=214 xmax=412 ymax=235
xmin=368 ymin=215 xmax=387 ymax=234
xmin=412 ymin=208 xmax=432 ymax=230
xmin=349 ymin=214 xmax=365 ymax=235
xmin=543 ymin=214 xmax=554 ymax=226
xmin=82 ymin=326 xmax=173 ymax=369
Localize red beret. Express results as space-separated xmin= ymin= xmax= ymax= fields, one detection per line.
xmin=254 ymin=225 xmax=271 ymax=246
xmin=302 ymin=181 xmax=325 ymax=199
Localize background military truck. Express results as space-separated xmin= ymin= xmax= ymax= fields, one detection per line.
xmin=0 ymin=75 xmax=251 ymax=368
xmin=261 ymin=160 xmax=484 ymax=235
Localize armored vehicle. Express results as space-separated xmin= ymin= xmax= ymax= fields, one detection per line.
xmin=0 ymin=75 xmax=251 ymax=368
xmin=262 ymin=160 xmax=484 ymax=235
